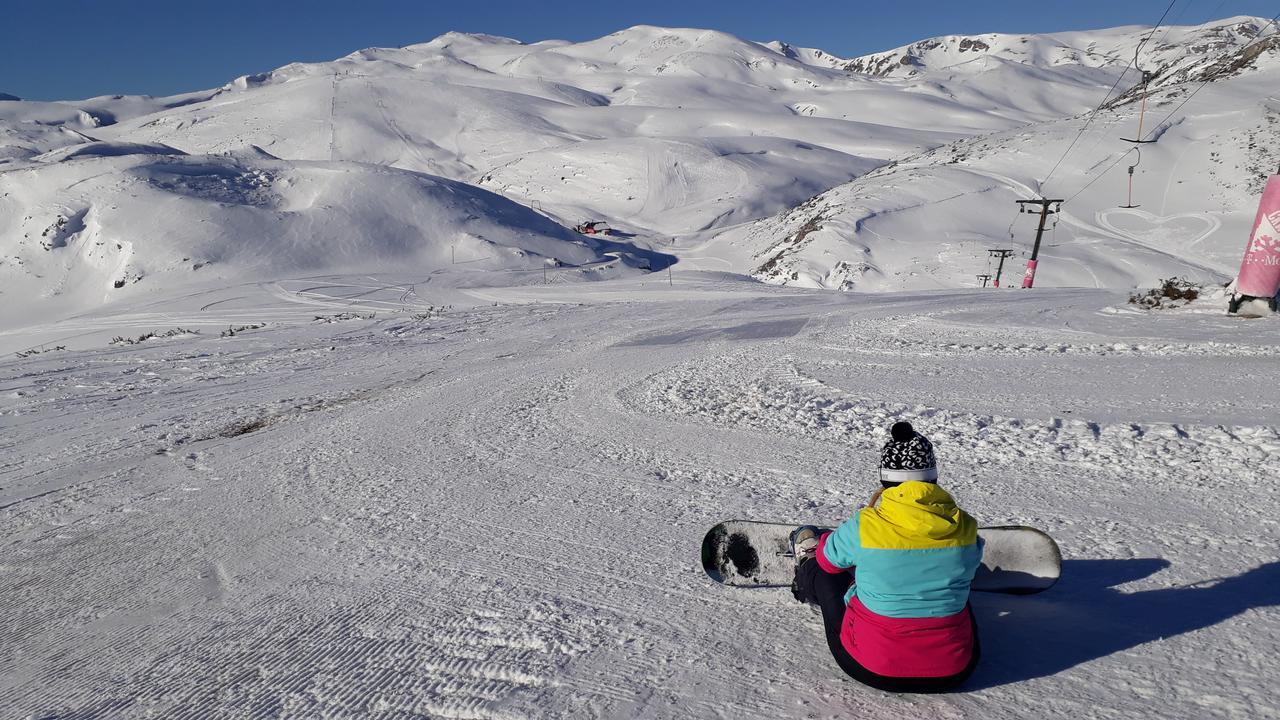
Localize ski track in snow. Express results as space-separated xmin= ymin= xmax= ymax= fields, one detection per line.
xmin=2 ymin=284 xmax=1279 ymax=719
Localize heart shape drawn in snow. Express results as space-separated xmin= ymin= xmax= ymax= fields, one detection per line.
xmin=1096 ymin=209 xmax=1221 ymax=250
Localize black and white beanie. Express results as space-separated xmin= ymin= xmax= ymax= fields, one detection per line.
xmin=879 ymin=421 xmax=938 ymax=484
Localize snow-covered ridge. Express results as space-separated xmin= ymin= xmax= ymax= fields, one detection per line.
xmin=837 ymin=17 xmax=1271 ymax=79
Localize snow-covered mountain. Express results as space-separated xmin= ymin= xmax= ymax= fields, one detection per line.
xmin=2 ymin=16 xmax=1278 ymax=323
xmin=739 ymin=17 xmax=1280 ymax=290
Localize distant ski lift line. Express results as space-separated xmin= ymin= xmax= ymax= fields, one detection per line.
xmin=1119 ymin=43 xmax=1157 ymax=144
xmin=1136 ymin=10 xmax=1280 ymax=143
xmin=1038 ymin=0 xmax=1179 ymax=192
xmin=1063 ymin=10 xmax=1280 ymax=203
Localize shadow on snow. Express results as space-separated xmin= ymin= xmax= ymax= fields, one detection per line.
xmin=968 ymin=558 xmax=1280 ymax=689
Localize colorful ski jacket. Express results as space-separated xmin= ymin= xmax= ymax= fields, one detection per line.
xmin=816 ymin=481 xmax=982 ymax=678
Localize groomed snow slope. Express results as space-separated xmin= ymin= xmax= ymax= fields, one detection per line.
xmin=1 ymin=278 xmax=1277 ymax=718
xmin=3 ymin=16 xmax=1280 ymax=719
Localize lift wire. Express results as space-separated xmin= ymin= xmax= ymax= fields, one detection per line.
xmin=1136 ymin=10 xmax=1280 ymax=143
xmin=1066 ymin=148 xmax=1139 ymax=203
xmin=1064 ymin=9 xmax=1280 ymax=203
xmin=1076 ymin=7 xmax=1183 ymax=164
xmin=1038 ymin=0 xmax=1181 ymax=191
xmin=1038 ymin=75 xmax=1131 ymax=190
xmin=1153 ymin=0 xmax=1198 ymax=50
xmin=1075 ymin=102 xmax=1130 ymax=176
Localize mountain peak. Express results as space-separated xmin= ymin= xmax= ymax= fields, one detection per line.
xmin=843 ymin=15 xmax=1276 ymax=79
xmin=420 ymin=31 xmax=524 ymax=49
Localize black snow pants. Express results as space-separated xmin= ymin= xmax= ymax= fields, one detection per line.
xmin=792 ymin=558 xmax=979 ymax=693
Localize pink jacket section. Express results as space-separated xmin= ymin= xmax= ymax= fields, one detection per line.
xmin=841 ymin=597 xmax=974 ymax=678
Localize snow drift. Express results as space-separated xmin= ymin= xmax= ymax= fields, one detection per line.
xmin=0 ymin=144 xmax=624 ymax=328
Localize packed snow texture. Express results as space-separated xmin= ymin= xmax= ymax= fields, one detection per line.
xmin=2 ymin=279 xmax=1278 ymax=719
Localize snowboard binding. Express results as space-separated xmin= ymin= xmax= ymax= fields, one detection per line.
xmin=788 ymin=526 xmax=820 ymax=566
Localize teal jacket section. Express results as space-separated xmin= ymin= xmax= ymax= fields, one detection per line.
xmin=818 ymin=482 xmax=983 ymax=618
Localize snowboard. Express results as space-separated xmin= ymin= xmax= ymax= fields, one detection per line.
xmin=701 ymin=520 xmax=1061 ymax=594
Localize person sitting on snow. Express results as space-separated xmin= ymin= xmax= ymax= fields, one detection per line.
xmin=790 ymin=421 xmax=982 ymax=692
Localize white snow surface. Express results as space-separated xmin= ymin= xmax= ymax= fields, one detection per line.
xmin=2 ymin=278 xmax=1278 ymax=718
xmin=0 ymin=144 xmax=637 ymax=331
xmin=3 ymin=14 xmax=1280 ymax=720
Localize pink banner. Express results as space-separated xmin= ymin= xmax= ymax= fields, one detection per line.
xmin=1021 ymin=259 xmax=1038 ymax=289
xmin=1237 ymin=175 xmax=1280 ymax=299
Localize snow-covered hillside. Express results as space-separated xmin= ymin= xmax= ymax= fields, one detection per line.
xmin=738 ymin=17 xmax=1280 ymax=290
xmin=5 ymin=17 xmax=1274 ymax=311
xmin=7 ymin=17 xmax=1277 ymax=316
xmin=0 ymin=142 xmax=644 ymax=331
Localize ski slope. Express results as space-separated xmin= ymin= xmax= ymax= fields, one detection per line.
xmin=2 ymin=278 xmax=1278 ymax=718
xmin=3 ymin=13 xmax=1280 ymax=719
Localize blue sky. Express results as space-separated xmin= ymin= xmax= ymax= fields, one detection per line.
xmin=2 ymin=0 xmax=1271 ymax=101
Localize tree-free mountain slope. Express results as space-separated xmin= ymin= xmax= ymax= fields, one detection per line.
xmin=2 ymin=17 xmax=1277 ymax=317
xmin=739 ymin=17 xmax=1280 ymax=290
xmin=0 ymin=143 xmax=629 ymax=330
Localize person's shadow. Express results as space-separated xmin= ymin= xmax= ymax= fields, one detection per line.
xmin=968 ymin=558 xmax=1280 ymax=688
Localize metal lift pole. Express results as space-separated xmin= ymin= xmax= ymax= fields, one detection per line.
xmin=1016 ymin=199 xmax=1063 ymax=289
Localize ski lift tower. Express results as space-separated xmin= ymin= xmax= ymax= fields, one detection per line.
xmin=987 ymin=249 xmax=1014 ymax=287
xmin=1015 ymin=199 xmax=1063 ymax=288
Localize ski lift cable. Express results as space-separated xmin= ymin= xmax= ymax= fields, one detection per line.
xmin=1039 ymin=0 xmax=1181 ymax=191
xmin=1082 ymin=0 xmax=1188 ymax=157
xmin=1137 ymin=10 xmax=1280 ymax=143
xmin=1076 ymin=102 xmax=1128 ymax=171
xmin=1152 ymin=0 xmax=1196 ymax=51
xmin=1065 ymin=148 xmax=1140 ymax=203
xmin=1038 ymin=75 xmax=1131 ymax=190
xmin=1064 ymin=9 xmax=1280 ymax=202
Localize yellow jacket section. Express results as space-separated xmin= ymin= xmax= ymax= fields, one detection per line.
xmin=859 ymin=481 xmax=978 ymax=550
